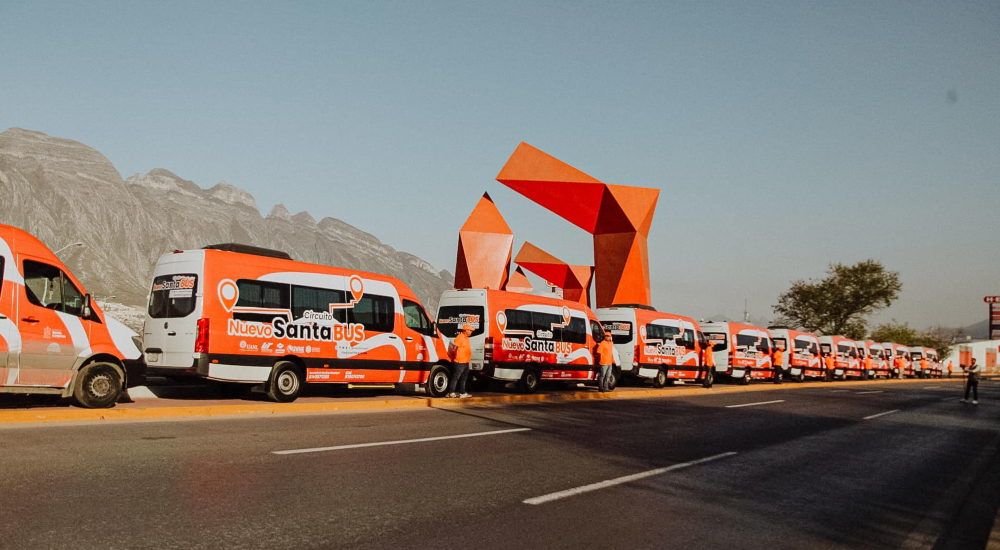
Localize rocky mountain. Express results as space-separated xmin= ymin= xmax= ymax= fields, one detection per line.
xmin=0 ymin=128 xmax=454 ymax=316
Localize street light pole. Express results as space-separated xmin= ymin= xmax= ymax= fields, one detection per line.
xmin=53 ymin=241 xmax=85 ymax=255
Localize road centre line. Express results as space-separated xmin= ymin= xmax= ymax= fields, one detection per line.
xmin=863 ymin=409 xmax=900 ymax=420
xmin=725 ymin=399 xmax=785 ymax=409
xmin=523 ymin=452 xmax=737 ymax=505
xmin=272 ymin=427 xmax=531 ymax=455
xmin=856 ymin=390 xmax=884 ymax=394
xmin=830 ymin=389 xmax=850 ymax=393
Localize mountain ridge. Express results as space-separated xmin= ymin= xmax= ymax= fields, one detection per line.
xmin=0 ymin=127 xmax=454 ymax=314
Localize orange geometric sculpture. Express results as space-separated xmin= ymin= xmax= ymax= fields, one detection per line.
xmin=454 ymin=192 xmax=514 ymax=290
xmin=505 ymin=267 xmax=534 ymax=294
xmin=497 ymin=142 xmax=659 ymax=308
xmin=514 ymin=242 xmax=594 ymax=306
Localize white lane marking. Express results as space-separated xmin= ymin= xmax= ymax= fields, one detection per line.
xmin=725 ymin=399 xmax=785 ymax=409
xmin=272 ymin=427 xmax=531 ymax=455
xmin=864 ymin=409 xmax=900 ymax=420
xmin=856 ymin=390 xmax=884 ymax=394
xmin=523 ymin=452 xmax=737 ymax=505
xmin=830 ymin=389 xmax=850 ymax=393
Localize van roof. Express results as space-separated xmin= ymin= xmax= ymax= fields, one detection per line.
xmin=202 ymin=243 xmax=292 ymax=260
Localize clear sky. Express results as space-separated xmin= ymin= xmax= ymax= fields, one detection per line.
xmin=2 ymin=0 xmax=997 ymax=329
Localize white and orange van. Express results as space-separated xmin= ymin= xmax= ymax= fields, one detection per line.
xmin=142 ymin=244 xmax=452 ymax=401
xmin=769 ymin=327 xmax=823 ymax=381
xmin=436 ymin=288 xmax=602 ymax=393
xmin=907 ymin=346 xmax=932 ymax=378
xmin=0 ymin=224 xmax=142 ymax=408
xmin=700 ymin=322 xmax=774 ymax=384
xmin=819 ymin=336 xmax=861 ymax=380
xmin=596 ymin=305 xmax=709 ymax=388
xmin=859 ymin=341 xmax=889 ymax=379
xmin=883 ymin=342 xmax=909 ymax=378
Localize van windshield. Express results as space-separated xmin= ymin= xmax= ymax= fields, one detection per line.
xmin=148 ymin=274 xmax=198 ymax=319
xmin=601 ymin=321 xmax=633 ymax=344
xmin=437 ymin=306 xmax=485 ymax=337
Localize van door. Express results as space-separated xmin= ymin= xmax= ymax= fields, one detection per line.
xmin=402 ymin=300 xmax=438 ymax=376
xmin=145 ymin=269 xmax=201 ymax=369
xmin=15 ymin=257 xmax=86 ymax=387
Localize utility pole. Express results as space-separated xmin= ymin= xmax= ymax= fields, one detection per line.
xmin=743 ymin=298 xmax=749 ymax=323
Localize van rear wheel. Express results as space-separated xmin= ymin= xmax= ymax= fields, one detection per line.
xmin=653 ymin=368 xmax=667 ymax=388
xmin=73 ymin=362 xmax=123 ymax=409
xmin=518 ymin=366 xmax=540 ymax=393
xmin=739 ymin=370 xmax=751 ymax=385
xmin=267 ymin=362 xmax=302 ymax=403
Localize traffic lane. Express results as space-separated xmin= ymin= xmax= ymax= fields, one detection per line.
xmin=0 ymin=384 xmax=988 ymax=549
xmin=369 ymin=386 xmax=1000 ymax=549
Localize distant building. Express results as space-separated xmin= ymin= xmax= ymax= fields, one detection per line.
xmin=943 ymin=340 xmax=1000 ymax=373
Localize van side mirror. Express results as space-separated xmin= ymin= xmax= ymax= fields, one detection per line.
xmin=82 ymin=293 xmax=92 ymax=318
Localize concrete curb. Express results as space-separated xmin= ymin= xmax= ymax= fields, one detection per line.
xmin=0 ymin=377 xmax=965 ymax=426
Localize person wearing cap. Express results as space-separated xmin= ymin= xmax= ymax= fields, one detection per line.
xmin=446 ymin=324 xmax=474 ymax=398
xmin=824 ymin=351 xmax=835 ymax=381
xmin=597 ymin=332 xmax=617 ymax=392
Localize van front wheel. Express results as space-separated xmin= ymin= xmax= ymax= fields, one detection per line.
xmin=653 ymin=368 xmax=667 ymax=388
xmin=73 ymin=362 xmax=123 ymax=409
xmin=267 ymin=362 xmax=303 ymax=403
xmin=426 ymin=364 xmax=451 ymax=397
xmin=518 ymin=366 xmax=540 ymax=393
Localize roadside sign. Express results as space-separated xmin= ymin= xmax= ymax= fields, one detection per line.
xmin=991 ymin=301 xmax=1000 ymax=340
xmin=985 ymin=296 xmax=1000 ymax=303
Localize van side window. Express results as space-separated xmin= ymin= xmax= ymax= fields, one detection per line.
xmin=350 ymin=294 xmax=394 ymax=333
xmin=505 ymin=309 xmax=533 ymax=333
xmin=291 ymin=285 xmax=346 ymax=322
xmin=562 ymin=317 xmax=587 ymax=344
xmin=237 ymin=280 xmax=290 ymax=310
xmin=403 ymin=300 xmax=435 ymax=337
xmin=590 ymin=320 xmax=605 ymax=342
xmin=22 ymin=260 xmax=85 ymax=316
xmin=531 ymin=312 xmax=562 ymax=340
xmin=646 ymin=324 xmax=679 ymax=343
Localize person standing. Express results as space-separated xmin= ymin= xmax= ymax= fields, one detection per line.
xmin=772 ymin=345 xmax=783 ymax=384
xmin=947 ymin=360 xmax=954 ymax=377
xmin=863 ymin=353 xmax=873 ymax=378
xmin=963 ymin=358 xmax=981 ymax=405
xmin=921 ymin=357 xmax=929 ymax=378
xmin=824 ymin=351 xmax=835 ymax=381
xmin=446 ymin=324 xmax=473 ymax=398
xmin=702 ymin=340 xmax=715 ymax=388
xmin=597 ymin=332 xmax=616 ymax=392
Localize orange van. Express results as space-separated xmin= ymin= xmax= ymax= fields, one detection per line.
xmin=0 ymin=224 xmax=142 ymax=407
xmin=142 ymin=245 xmax=452 ymax=401
xmin=858 ymin=340 xmax=890 ymax=379
xmin=436 ymin=288 xmax=602 ymax=392
xmin=882 ymin=342 xmax=908 ymax=378
xmin=700 ymin=322 xmax=775 ymax=384
xmin=596 ymin=305 xmax=709 ymax=388
xmin=768 ymin=328 xmax=823 ymax=381
xmin=819 ymin=336 xmax=861 ymax=380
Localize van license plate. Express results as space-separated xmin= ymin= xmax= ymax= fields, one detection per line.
xmin=146 ymin=352 xmax=160 ymax=363
xmin=471 ymin=363 xmax=483 ymax=371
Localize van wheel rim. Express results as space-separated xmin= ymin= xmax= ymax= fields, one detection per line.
xmin=433 ymin=372 xmax=448 ymax=392
xmin=87 ymin=374 xmax=113 ymax=398
xmin=277 ymin=372 xmax=298 ymax=393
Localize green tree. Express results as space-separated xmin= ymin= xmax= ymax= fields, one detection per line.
xmin=868 ymin=320 xmax=955 ymax=359
xmin=773 ymin=260 xmax=902 ymax=340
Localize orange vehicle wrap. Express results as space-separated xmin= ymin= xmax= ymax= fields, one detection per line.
xmin=482 ymin=289 xmax=598 ymax=381
xmin=190 ymin=250 xmax=449 ymax=385
xmin=633 ymin=309 xmax=702 ymax=378
xmin=772 ymin=329 xmax=823 ymax=378
xmin=821 ymin=336 xmax=861 ymax=377
xmin=0 ymin=225 xmax=133 ymax=391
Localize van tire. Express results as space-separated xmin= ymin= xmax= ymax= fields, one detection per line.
xmin=795 ymin=373 xmax=805 ymax=383
xmin=267 ymin=362 xmax=302 ymax=403
xmin=702 ymin=368 xmax=714 ymax=389
xmin=739 ymin=370 xmax=750 ymax=385
xmin=653 ymin=368 xmax=667 ymax=388
xmin=426 ymin=364 xmax=451 ymax=397
xmin=518 ymin=366 xmax=540 ymax=393
xmin=73 ymin=362 xmax=123 ymax=409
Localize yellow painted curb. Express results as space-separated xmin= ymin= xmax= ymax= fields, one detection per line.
xmin=0 ymin=377 xmax=965 ymax=426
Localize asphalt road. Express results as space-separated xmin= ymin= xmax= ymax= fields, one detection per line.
xmin=1 ymin=380 xmax=997 ymax=549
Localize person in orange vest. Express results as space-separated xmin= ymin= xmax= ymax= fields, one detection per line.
xmin=597 ymin=332 xmax=617 ymax=392
xmin=863 ymin=352 xmax=873 ymax=378
xmin=824 ymin=351 xmax=835 ymax=380
xmin=920 ymin=357 xmax=929 ymax=378
xmin=947 ymin=360 xmax=954 ymax=377
xmin=772 ymin=345 xmax=784 ymax=384
xmin=702 ymin=340 xmax=715 ymax=388
xmin=446 ymin=324 xmax=474 ymax=398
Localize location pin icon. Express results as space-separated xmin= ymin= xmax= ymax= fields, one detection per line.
xmin=562 ymin=306 xmax=571 ymax=326
xmin=218 ymin=280 xmax=239 ymax=312
xmin=349 ymin=276 xmax=364 ymax=304
xmin=496 ymin=311 xmax=507 ymax=334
